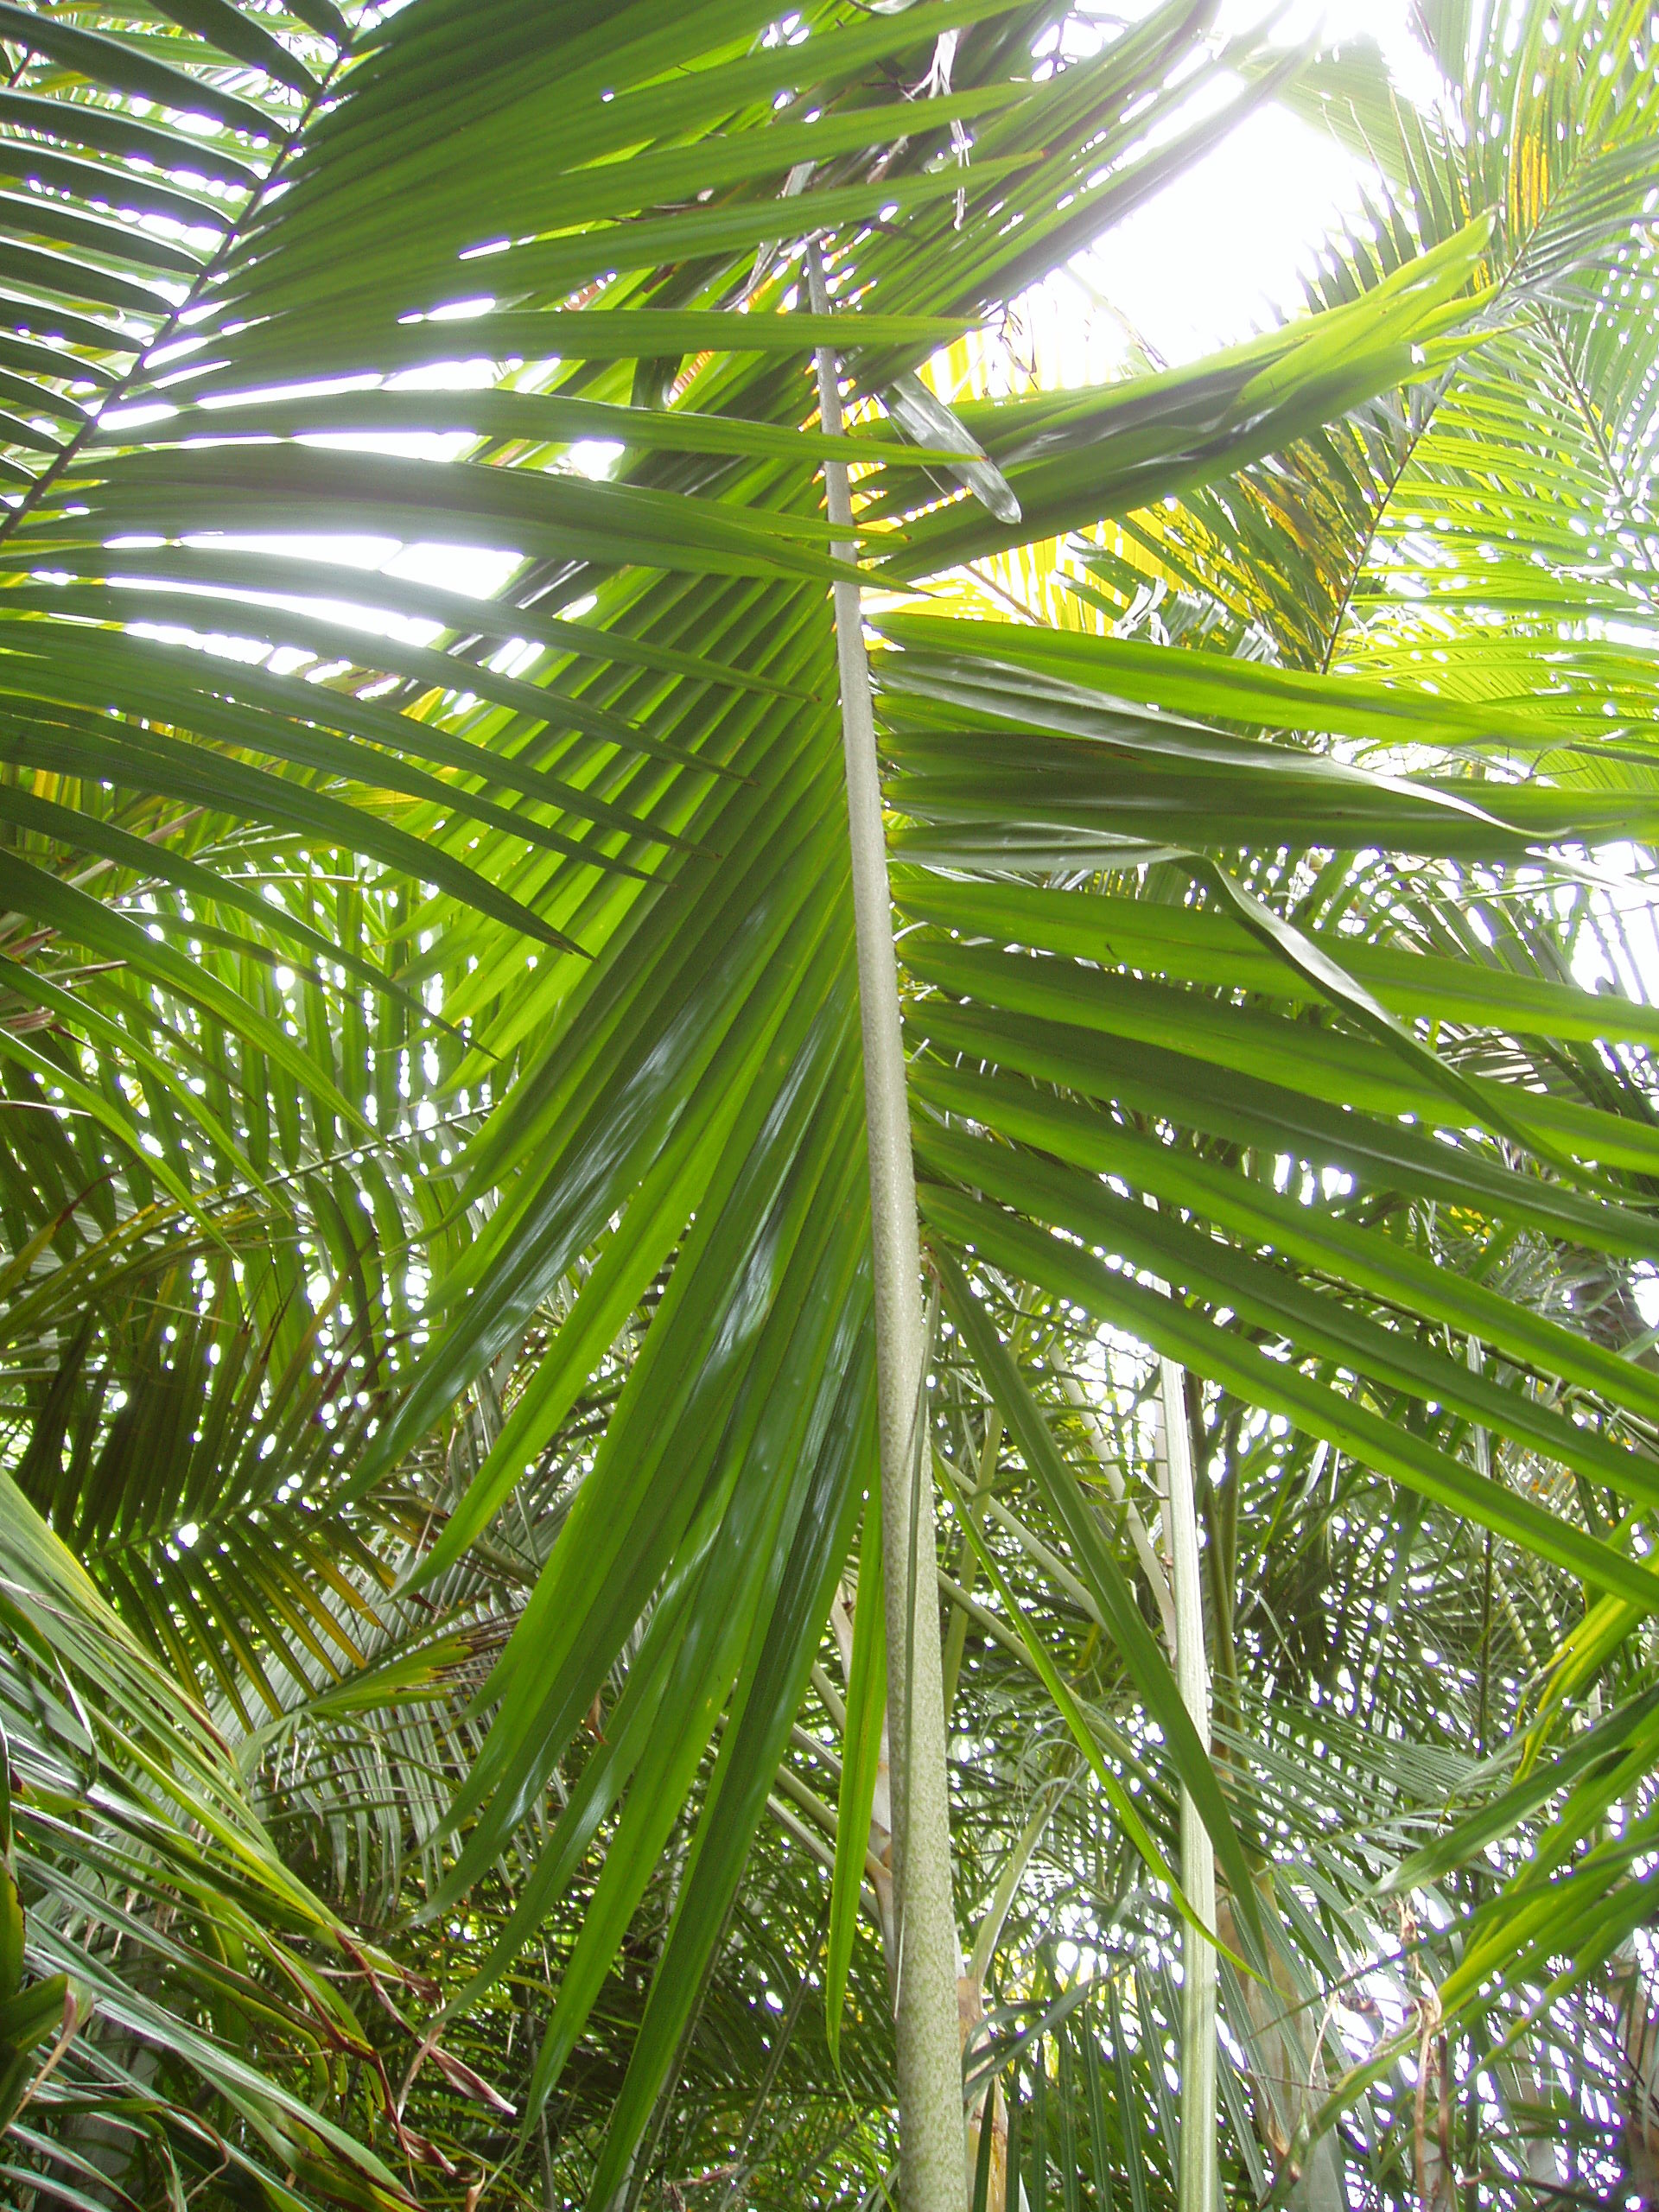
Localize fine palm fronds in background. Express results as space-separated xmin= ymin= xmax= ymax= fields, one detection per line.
xmin=0 ymin=2 xmax=1656 ymax=2208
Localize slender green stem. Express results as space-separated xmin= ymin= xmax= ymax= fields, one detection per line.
xmin=1162 ymin=1358 xmax=1217 ymax=2212
xmin=809 ymin=237 xmax=965 ymax=2212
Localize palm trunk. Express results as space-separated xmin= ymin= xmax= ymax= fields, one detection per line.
xmin=962 ymin=1782 xmax=1060 ymax=2212
xmin=809 ymin=238 xmax=966 ymax=2212
xmin=1618 ymin=1942 xmax=1659 ymax=2207
xmin=1160 ymin=1372 xmax=1344 ymax=2212
xmin=1160 ymin=1360 xmax=1217 ymax=2212
xmin=1212 ymin=1889 xmax=1344 ymax=2212
xmin=835 ymin=1569 xmax=1020 ymax=2212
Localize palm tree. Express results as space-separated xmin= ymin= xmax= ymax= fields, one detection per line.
xmin=2 ymin=1 xmax=1658 ymax=2208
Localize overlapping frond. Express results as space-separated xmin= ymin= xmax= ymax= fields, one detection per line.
xmin=3 ymin=0 xmax=1657 ymax=2204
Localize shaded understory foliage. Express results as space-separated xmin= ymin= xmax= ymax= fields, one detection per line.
xmin=1 ymin=0 xmax=1657 ymax=2206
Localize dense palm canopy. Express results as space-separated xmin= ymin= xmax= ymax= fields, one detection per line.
xmin=2 ymin=0 xmax=1659 ymax=2207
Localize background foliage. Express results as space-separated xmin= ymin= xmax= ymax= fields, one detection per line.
xmin=1 ymin=0 xmax=1657 ymax=2207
